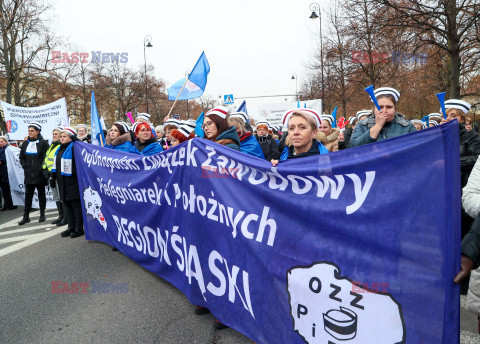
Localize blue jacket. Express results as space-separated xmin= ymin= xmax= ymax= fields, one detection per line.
xmin=106 ymin=141 xmax=133 ymax=152
xmin=349 ymin=113 xmax=416 ymax=147
xmin=280 ymin=140 xmax=329 ymax=161
xmin=239 ymin=133 xmax=265 ymax=159
xmin=215 ymin=126 xmax=241 ymax=151
xmin=130 ymin=139 xmax=164 ymax=156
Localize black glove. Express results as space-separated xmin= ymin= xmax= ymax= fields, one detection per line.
xmin=49 ymin=176 xmax=56 ymax=188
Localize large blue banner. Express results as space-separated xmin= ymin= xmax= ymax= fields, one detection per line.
xmin=75 ymin=120 xmax=460 ymax=344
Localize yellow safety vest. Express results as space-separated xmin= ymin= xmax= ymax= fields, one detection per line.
xmin=43 ymin=143 xmax=61 ymax=172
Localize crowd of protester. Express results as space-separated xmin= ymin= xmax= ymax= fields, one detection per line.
xmin=2 ymin=86 xmax=480 ymax=333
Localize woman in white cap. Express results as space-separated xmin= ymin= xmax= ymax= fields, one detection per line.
xmin=163 ymin=119 xmax=181 ymax=149
xmin=0 ymin=135 xmax=16 ymax=211
xmin=428 ymin=113 xmax=443 ymax=125
xmin=170 ymin=121 xmax=196 ymax=147
xmin=350 ymin=87 xmax=416 ymax=147
xmin=318 ymin=114 xmax=340 ymax=152
xmin=105 ymin=122 xmax=134 ymax=152
xmin=130 ymin=122 xmax=164 ymax=156
xmin=410 ymin=119 xmax=426 ymax=131
xmin=356 ymin=110 xmax=372 ymax=123
xmin=203 ymin=107 xmax=240 ymax=151
xmin=254 ymin=121 xmax=279 ymax=160
xmin=18 ymin=121 xmax=50 ymax=225
xmin=228 ymin=112 xmax=265 ymax=158
xmin=76 ymin=124 xmax=91 ymax=143
xmin=51 ymin=127 xmax=84 ymax=238
xmin=42 ymin=127 xmax=66 ymax=226
xmin=272 ymin=109 xmax=329 ymax=166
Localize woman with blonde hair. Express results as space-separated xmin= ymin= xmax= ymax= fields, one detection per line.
xmin=318 ymin=114 xmax=340 ymax=152
xmin=228 ymin=112 xmax=264 ymax=158
xmin=272 ymin=109 xmax=329 ymax=166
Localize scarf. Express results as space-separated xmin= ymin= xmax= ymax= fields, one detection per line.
xmin=52 ymin=142 xmax=74 ymax=176
xmin=25 ymin=139 xmax=39 ymax=155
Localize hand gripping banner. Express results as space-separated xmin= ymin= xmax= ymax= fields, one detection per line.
xmin=75 ymin=120 xmax=460 ymax=344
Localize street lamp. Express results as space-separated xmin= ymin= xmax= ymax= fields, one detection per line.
xmin=291 ymin=73 xmax=298 ymax=101
xmin=144 ymin=35 xmax=153 ymax=113
xmin=309 ymin=2 xmax=324 ymax=104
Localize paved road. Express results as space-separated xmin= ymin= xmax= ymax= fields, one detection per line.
xmin=0 ymin=207 xmax=479 ymax=343
xmin=0 ymin=207 xmax=253 ymax=344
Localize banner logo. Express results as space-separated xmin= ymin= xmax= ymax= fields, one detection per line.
xmin=287 ymin=261 xmax=405 ymax=344
xmin=83 ymin=186 xmax=107 ymax=230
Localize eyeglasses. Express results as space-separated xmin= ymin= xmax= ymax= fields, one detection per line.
xmin=202 ymin=120 xmax=214 ymax=129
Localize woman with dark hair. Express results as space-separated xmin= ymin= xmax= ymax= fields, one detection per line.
xmin=272 ymin=109 xmax=329 ymax=166
xmin=0 ymin=135 xmax=16 ymax=211
xmin=106 ymin=121 xmax=134 ymax=152
xmin=228 ymin=112 xmax=264 ymax=158
xmin=349 ymin=87 xmax=416 ymax=147
xmin=19 ymin=121 xmax=50 ymax=225
xmin=130 ymin=122 xmax=164 ymax=156
xmin=255 ymin=121 xmax=279 ymax=160
xmin=51 ymin=127 xmax=84 ymax=238
xmin=203 ymin=107 xmax=240 ymax=151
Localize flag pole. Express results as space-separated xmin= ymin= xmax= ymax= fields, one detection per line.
xmin=165 ymin=77 xmax=189 ymax=122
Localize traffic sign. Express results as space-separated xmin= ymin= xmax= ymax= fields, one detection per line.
xmin=224 ymin=94 xmax=234 ymax=105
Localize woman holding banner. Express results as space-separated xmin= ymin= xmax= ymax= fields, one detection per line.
xmin=203 ymin=107 xmax=240 ymax=151
xmin=52 ymin=127 xmax=84 ymax=238
xmin=130 ymin=122 xmax=164 ymax=156
xmin=349 ymin=87 xmax=416 ymax=147
xmin=271 ymin=109 xmax=329 ymax=166
xmin=105 ymin=122 xmax=134 ymax=152
xmin=0 ymin=136 xmax=16 ymax=211
xmin=18 ymin=121 xmax=50 ymax=225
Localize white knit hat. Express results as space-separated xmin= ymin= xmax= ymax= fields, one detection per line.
xmin=282 ymin=108 xmax=321 ymax=128
xmin=206 ymin=106 xmax=229 ymax=119
xmin=230 ymin=111 xmax=248 ymax=123
xmin=356 ymin=110 xmax=372 ymax=120
xmin=444 ymin=99 xmax=471 ymax=115
xmin=321 ymin=114 xmax=334 ymax=125
xmin=178 ymin=121 xmax=196 ymax=137
xmin=136 ymin=113 xmax=150 ymax=121
xmin=374 ymin=87 xmax=400 ymax=102
xmin=61 ymin=127 xmax=77 ymax=136
xmin=28 ymin=121 xmax=42 ymax=131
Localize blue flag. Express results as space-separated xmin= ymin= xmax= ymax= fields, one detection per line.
xmin=168 ymin=52 xmax=210 ymax=101
xmin=195 ymin=112 xmax=204 ymax=138
xmin=90 ymin=91 xmax=105 ymax=146
xmin=237 ymin=100 xmax=249 ymax=122
xmin=75 ymin=120 xmax=460 ymax=344
xmin=331 ymin=106 xmax=337 ymax=128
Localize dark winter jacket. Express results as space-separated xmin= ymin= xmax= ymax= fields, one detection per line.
xmin=0 ymin=145 xmax=8 ymax=183
xmin=255 ymin=134 xmax=279 ymax=160
xmin=349 ymin=113 xmax=416 ymax=147
xmin=459 ymin=123 xmax=480 ymax=188
xmin=338 ymin=126 xmax=353 ymax=150
xmin=215 ymin=126 xmax=241 ymax=151
xmin=282 ymin=139 xmax=329 ymax=161
xmin=19 ymin=133 xmax=49 ymax=185
xmin=53 ymin=141 xmax=80 ymax=202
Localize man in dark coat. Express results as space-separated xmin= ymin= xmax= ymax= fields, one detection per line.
xmin=18 ymin=122 xmax=49 ymax=224
xmin=0 ymin=135 xmax=16 ymax=210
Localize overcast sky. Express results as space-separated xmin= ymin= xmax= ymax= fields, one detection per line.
xmin=51 ymin=0 xmax=327 ymax=118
